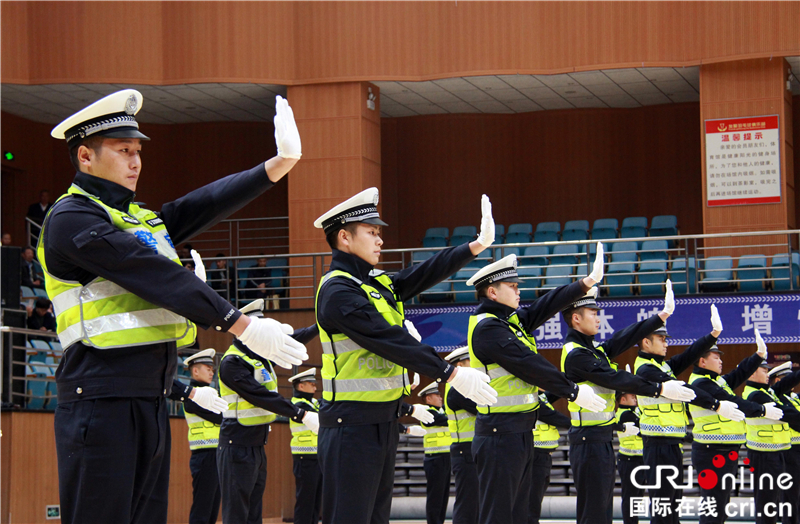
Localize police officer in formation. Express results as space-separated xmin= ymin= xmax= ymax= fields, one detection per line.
xmin=182 ymin=349 xmax=225 ymax=524
xmin=466 ymin=251 xmax=608 ymax=524
xmin=41 ymin=89 xmax=308 ymax=524
xmin=529 ymin=391 xmax=571 ymax=524
xmin=560 ymin=279 xmax=696 ymax=524
xmin=289 ymin=368 xmax=323 ymax=524
xmin=443 ymin=347 xmax=480 ymax=524
xmin=634 ymin=304 xmax=745 ymax=523
xmin=217 ymin=299 xmax=320 ymax=524
xmin=614 ymin=390 xmax=643 ymax=524
xmin=314 ymin=189 xmax=498 ymax=524
xmin=768 ymin=362 xmax=800 ymax=524
xmin=418 ymin=382 xmax=453 ymax=524
xmin=688 ymin=332 xmax=777 ymax=524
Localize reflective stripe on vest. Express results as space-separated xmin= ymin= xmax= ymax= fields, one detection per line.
xmin=533 ymin=397 xmax=562 ymax=450
xmin=423 ymin=407 xmax=453 ymax=454
xmin=615 ymin=406 xmax=643 ymax=456
xmin=688 ymin=373 xmax=746 ymax=444
xmin=37 ymin=185 xmax=195 ymax=350
xmin=316 ymin=270 xmax=409 ymax=403
xmin=786 ymin=393 xmax=800 ymax=446
xmin=184 ymin=410 xmax=220 ymax=451
xmin=218 ymin=345 xmax=277 ymax=426
xmin=290 ymin=397 xmax=319 ymax=454
xmin=445 ymin=383 xmax=476 ymax=444
xmin=743 ymin=385 xmax=791 ymax=452
xmin=634 ymin=356 xmax=687 ymax=437
xmin=560 ymin=341 xmax=616 ymax=427
xmin=468 ymin=312 xmax=540 ymax=414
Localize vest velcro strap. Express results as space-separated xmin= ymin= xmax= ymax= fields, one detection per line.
xmin=323 ymin=375 xmax=405 ymax=393
xmin=571 ymin=411 xmax=615 ymax=422
xmin=747 ymin=441 xmax=790 ymax=451
xmin=535 ymin=440 xmax=559 ymax=448
xmin=322 ymin=339 xmax=361 ymax=355
xmin=480 ymin=392 xmax=538 ymax=408
xmin=291 ymin=425 xmax=309 ymax=433
xmin=291 ymin=446 xmax=317 ymax=454
xmin=620 ymin=448 xmax=644 ymax=456
xmin=691 ymin=408 xmax=719 ymax=418
xmin=425 ymin=446 xmax=450 ymax=454
xmin=695 ymin=434 xmax=746 ymax=444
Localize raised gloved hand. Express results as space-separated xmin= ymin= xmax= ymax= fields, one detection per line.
xmin=191 ymin=386 xmax=228 ymax=414
xmin=763 ymin=402 xmax=784 ymax=421
xmin=405 ymin=320 xmax=422 ymax=342
xmin=659 ymin=380 xmax=695 ymax=401
xmin=716 ymin=400 xmax=745 ymax=422
xmin=573 ymin=383 xmax=607 ymax=412
xmin=302 ymin=411 xmax=320 ymax=434
xmin=450 ymin=367 xmax=497 ymax=406
xmin=621 ymin=422 xmax=640 ymax=438
xmin=662 ymin=279 xmax=675 ymax=316
xmin=411 ymin=373 xmax=421 ymax=389
xmin=756 ymin=328 xmax=768 ymax=359
xmin=587 ymin=242 xmax=605 ymax=285
xmin=190 ymin=249 xmax=206 ymax=282
xmin=710 ymin=304 xmax=723 ymax=334
xmin=237 ymin=318 xmax=308 ymax=369
xmin=475 ymin=195 xmax=495 ymax=248
xmin=274 ymin=95 xmax=302 ymax=159
xmin=411 ymin=404 xmax=435 ymax=424
xmin=407 ymin=425 xmax=427 ymax=437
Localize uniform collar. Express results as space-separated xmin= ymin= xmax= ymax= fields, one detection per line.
xmin=73 ymin=171 xmax=136 ymax=213
xmin=294 ymin=390 xmax=315 ymax=401
xmin=329 ymin=249 xmax=375 ymax=282
xmin=619 ymin=403 xmax=636 ymax=410
xmin=189 ymin=378 xmax=211 ymax=388
xmin=746 ymin=380 xmax=768 ymax=390
xmin=475 ymin=297 xmax=518 ymax=321
xmin=638 ymin=350 xmax=664 ymax=364
xmin=692 ymin=366 xmax=719 ymax=379
xmin=565 ymin=327 xmax=596 ymax=349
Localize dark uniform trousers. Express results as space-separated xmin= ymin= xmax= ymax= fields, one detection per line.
xmin=318 ymin=420 xmax=399 ymax=524
xmin=692 ymin=444 xmax=740 ymax=524
xmin=189 ymin=449 xmax=221 ymax=524
xmin=473 ymin=431 xmax=534 ymax=524
xmin=748 ymin=450 xmax=787 ymax=524
xmin=570 ymin=440 xmax=615 ymax=524
xmin=450 ymin=443 xmax=478 ymax=524
xmin=423 ymin=453 xmax=451 ymax=524
xmin=617 ymin=454 xmax=645 ymax=524
xmin=217 ymin=445 xmax=267 ymax=524
xmin=293 ymin=454 xmax=322 ymax=524
xmin=782 ymin=446 xmax=800 ymax=524
xmin=54 ymin=397 xmax=170 ymax=524
xmin=644 ymin=441 xmax=683 ymax=524
xmin=528 ymin=448 xmax=553 ymax=524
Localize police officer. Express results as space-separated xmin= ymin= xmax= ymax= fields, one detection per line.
xmin=634 ymin=305 xmax=744 ymax=523
xmin=768 ymin=362 xmax=800 ymax=524
xmin=418 ymin=382 xmax=453 ymax=524
xmin=529 ymin=392 xmax=571 ymax=524
xmin=314 ymin=189 xmax=498 ymax=524
xmin=41 ymin=90 xmax=308 ymax=524
xmin=289 ymin=368 xmax=323 ymax=524
xmin=183 ymin=349 xmax=225 ymax=524
xmin=217 ymin=299 xmax=320 ymax=524
xmin=615 ymin=391 xmax=643 ymax=524
xmin=467 ymin=252 xmax=608 ymax=524
xmin=560 ymin=280 xmax=697 ymax=524
xmin=443 ymin=347 xmax=479 ymax=524
xmin=689 ymin=337 xmax=775 ymax=524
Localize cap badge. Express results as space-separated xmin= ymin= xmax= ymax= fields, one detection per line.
xmin=369 ymin=291 xmax=381 ymax=299
xmin=373 ymin=193 xmax=379 ymax=205
xmin=125 ymin=94 xmax=138 ymax=115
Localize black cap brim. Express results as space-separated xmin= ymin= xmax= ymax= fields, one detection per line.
xmin=101 ymin=129 xmax=150 ymax=141
xmin=360 ymin=217 xmax=388 ymax=227
xmin=475 ymin=275 xmax=523 ymax=290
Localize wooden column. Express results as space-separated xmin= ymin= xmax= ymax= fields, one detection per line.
xmin=286 ymin=82 xmax=381 ymax=308
xmin=699 ymin=58 xmax=795 ymax=257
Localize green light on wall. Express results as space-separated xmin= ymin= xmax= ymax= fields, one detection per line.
xmin=4 ymin=151 xmax=14 ymax=161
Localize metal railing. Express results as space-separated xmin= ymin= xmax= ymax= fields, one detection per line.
xmin=25 ymin=216 xmax=41 ymax=249
xmin=180 ymin=216 xmax=289 ymax=258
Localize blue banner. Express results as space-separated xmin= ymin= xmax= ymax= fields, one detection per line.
xmin=405 ymin=293 xmax=800 ymax=352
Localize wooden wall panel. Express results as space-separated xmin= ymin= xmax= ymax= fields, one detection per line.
xmin=3 ymin=2 xmax=799 ymax=85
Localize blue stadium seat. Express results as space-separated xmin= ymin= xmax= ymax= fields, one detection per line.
xmin=467 ymin=251 xmax=492 ymax=269
xmin=264 ymin=258 xmax=288 ymax=290
xmin=518 ymin=266 xmax=541 ymax=301
xmin=449 ymin=225 xmax=477 ymax=246
xmin=670 ymin=257 xmax=697 ymax=294
xmin=534 ymin=222 xmax=560 ymax=243
xmin=423 ymin=236 xmax=448 ymax=248
xmin=650 ymin=215 xmax=678 ymax=247
xmin=20 ymin=286 xmax=35 ymax=300
xmin=737 ymin=255 xmax=767 ymax=292
xmin=770 ymin=253 xmax=800 ymax=291
xmin=620 ymin=217 xmax=648 ymax=247
xmin=542 ymin=265 xmax=573 ymax=289
xmin=640 ymin=240 xmax=669 ymax=262
xmin=521 ymin=246 xmax=549 ymax=267
xmin=30 ymin=339 xmax=51 ymax=352
xmin=552 ymin=244 xmax=579 ymax=266
xmin=506 ymin=223 xmax=533 ymax=244
xmin=611 ymin=242 xmax=638 ymax=263
xmin=49 ymin=341 xmax=63 ymax=354
xmin=412 ymin=251 xmax=434 ymax=264
xmin=452 ymin=270 xmax=475 ymax=303
xmin=562 ymin=220 xmax=589 ymax=242
xmin=700 ymin=256 xmax=734 ymax=292
xmin=638 ymin=261 xmax=668 ymax=296
xmin=46 ymin=380 xmax=58 ymax=410
xmin=494 ymin=247 xmax=520 ymax=260
xmin=33 ymin=287 xmax=48 ymax=298
xmin=425 ymin=227 xmax=449 ymax=239
xmin=606 ymin=262 xmax=635 ymax=297
xmin=592 ymin=219 xmax=619 ymax=240
xmin=25 ymin=367 xmax=48 ymax=410
xmin=420 ymin=281 xmax=452 ymax=303
xmin=495 ymin=224 xmax=505 ymax=244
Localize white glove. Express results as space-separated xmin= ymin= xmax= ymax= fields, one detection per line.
xmin=755 ymin=328 xmax=768 ymax=359
xmin=274 ymin=95 xmax=302 ymax=159
xmin=405 ymin=320 xmax=422 ymax=342
xmin=302 ymin=411 xmax=320 ymax=434
xmin=573 ymin=383 xmax=607 ymax=412
xmin=411 ymin=404 xmax=435 ymax=424
xmin=625 ymin=364 xmax=632 ymax=373
xmin=191 ymin=386 xmax=228 ymax=414
xmin=662 ymin=279 xmax=675 ymax=316
xmin=407 ymin=425 xmax=427 ymax=437
xmin=411 ymin=373 xmax=421 ymax=389
xmin=450 ymin=367 xmax=497 ymax=406
xmin=716 ymin=400 xmax=745 ymax=422
xmin=237 ymin=318 xmax=308 ymax=369
xmin=587 ymin=242 xmax=605 ymax=284
xmin=621 ymin=422 xmax=640 ymax=438
xmin=475 ymin=195 xmax=495 ymax=248
xmin=710 ymin=304 xmax=723 ymax=333
xmin=190 ymin=249 xmax=206 ymax=283
xmin=763 ymin=402 xmax=784 ymax=421
xmin=659 ymin=380 xmax=696 ymax=401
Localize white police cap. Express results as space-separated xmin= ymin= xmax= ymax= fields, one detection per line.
xmin=564 ymin=287 xmax=601 ymax=311
xmin=768 ymin=361 xmax=793 ymax=378
xmin=288 ymin=368 xmax=317 ymax=384
xmin=466 ymin=254 xmax=522 ymax=288
xmin=51 ymin=89 xmax=150 ymax=148
xmin=444 ymin=346 xmax=470 ymax=363
xmin=313 ymin=187 xmax=388 ymax=234
xmin=239 ymin=299 xmax=265 ymax=318
xmin=184 ymin=348 xmax=217 ymax=368
xmin=418 ymin=382 xmax=441 ymax=398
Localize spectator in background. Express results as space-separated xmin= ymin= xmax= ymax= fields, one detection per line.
xmin=27 ymin=190 xmax=52 ymax=225
xmin=27 ymin=297 xmax=56 ymax=332
xmin=248 ymin=255 xmax=273 ymax=302
xmin=2 ymin=232 xmax=12 ymax=245
xmin=209 ymin=253 xmax=234 ymax=301
xmin=20 ymin=246 xmax=44 ymax=289
xmin=178 ymin=243 xmax=193 ymax=261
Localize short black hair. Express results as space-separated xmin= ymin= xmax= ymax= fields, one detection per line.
xmin=638 ymin=333 xmax=655 ymax=348
xmin=215 ymin=252 xmax=225 ymax=258
xmin=325 ymin=223 xmax=360 ymax=250
xmin=35 ymin=297 xmax=51 ymax=309
xmin=68 ymin=136 xmax=105 ymax=173
xmin=562 ymin=306 xmax=585 ymax=329
xmin=476 ymin=283 xmax=500 ymax=300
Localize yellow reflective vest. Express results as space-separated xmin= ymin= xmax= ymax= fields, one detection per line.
xmin=290 ymin=396 xmax=320 ymax=454
xmin=615 ymin=406 xmax=643 ymax=456
xmin=219 ymin=345 xmax=278 ymax=426
xmin=423 ymin=407 xmax=453 ymax=454
xmin=445 ymin=382 xmax=475 ymax=444
xmin=688 ymin=372 xmax=746 ymax=445
xmin=785 ymin=393 xmax=800 ymax=446
xmin=743 ymin=384 xmax=791 ymax=452
xmin=560 ymin=342 xmax=616 ymax=427
xmin=185 ymin=391 xmax=221 ymax=451
xmin=533 ymin=396 xmax=562 ymax=450
xmin=634 ymin=355 xmax=688 ymax=438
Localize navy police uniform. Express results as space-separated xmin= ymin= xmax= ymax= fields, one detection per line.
xmin=183 ymin=377 xmax=223 ymax=524
xmin=419 ymin=384 xmax=452 ymax=524
xmin=615 ymin=402 xmax=644 ymax=524
xmin=445 ymin=375 xmax=479 ymax=524
xmin=770 ymin=365 xmax=800 ymax=524
xmin=529 ymin=393 xmax=570 ymax=524
xmin=289 ymin=368 xmax=323 ymax=524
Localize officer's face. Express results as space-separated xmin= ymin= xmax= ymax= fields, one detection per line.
xmin=341 ymin=224 xmax=383 ymax=266
xmin=489 ymin=282 xmax=520 ymax=309
xmin=700 ymin=352 xmax=723 ymax=374
xmin=573 ymin=308 xmax=600 ymax=336
xmin=80 ymin=138 xmax=142 ymax=191
xmin=749 ymin=366 xmax=769 ymax=384
xmin=191 ymin=363 xmax=215 ymax=385
xmin=425 ymin=392 xmax=443 ymax=408
xmin=644 ymin=334 xmax=668 ymax=357
xmin=297 ymin=381 xmax=317 ymax=394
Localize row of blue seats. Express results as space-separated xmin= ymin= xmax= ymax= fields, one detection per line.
xmin=20 ymin=286 xmax=49 ymax=300
xmin=26 ymin=341 xmax=60 ymax=410
xmin=422 ymin=216 xmax=678 ymax=248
